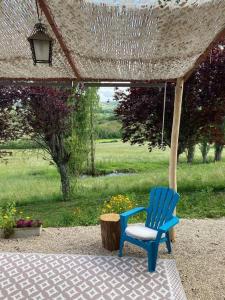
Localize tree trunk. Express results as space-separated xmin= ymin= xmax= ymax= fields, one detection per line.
xmin=202 ymin=152 xmax=207 ymax=164
xmin=58 ymin=163 xmax=70 ymax=200
xmin=201 ymin=141 xmax=209 ymax=163
xmin=214 ymin=144 xmax=224 ymax=162
xmin=100 ymin=213 xmax=120 ymax=251
xmin=177 ymin=144 xmax=185 ymax=163
xmin=187 ymin=144 xmax=195 ymax=163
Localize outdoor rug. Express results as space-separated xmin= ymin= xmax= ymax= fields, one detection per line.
xmin=0 ymin=252 xmax=186 ymax=300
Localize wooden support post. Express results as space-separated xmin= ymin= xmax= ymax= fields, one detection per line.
xmin=169 ymin=77 xmax=184 ymax=242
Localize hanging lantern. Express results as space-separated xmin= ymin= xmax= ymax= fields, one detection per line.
xmin=28 ymin=22 xmax=53 ymax=66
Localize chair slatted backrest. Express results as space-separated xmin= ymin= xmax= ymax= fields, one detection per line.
xmin=145 ymin=187 xmax=180 ymax=230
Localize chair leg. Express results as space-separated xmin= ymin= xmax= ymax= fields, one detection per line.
xmin=119 ymin=237 xmax=124 ymax=257
xmin=166 ymin=232 xmax=172 ymax=254
xmin=148 ymin=243 xmax=158 ymax=272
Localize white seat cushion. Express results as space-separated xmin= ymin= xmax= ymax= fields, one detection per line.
xmin=125 ymin=224 xmax=165 ymax=240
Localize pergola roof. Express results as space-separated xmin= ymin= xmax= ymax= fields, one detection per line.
xmin=1 ymin=0 xmax=225 ymax=83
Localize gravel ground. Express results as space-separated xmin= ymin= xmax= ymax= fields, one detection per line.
xmin=0 ymin=218 xmax=224 ymax=300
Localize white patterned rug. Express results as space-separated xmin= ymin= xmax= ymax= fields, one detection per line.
xmin=0 ymin=252 xmax=186 ymax=300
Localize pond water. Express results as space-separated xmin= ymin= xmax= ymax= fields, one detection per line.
xmin=81 ymin=172 xmax=135 ymax=178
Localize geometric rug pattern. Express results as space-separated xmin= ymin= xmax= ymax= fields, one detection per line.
xmin=0 ymin=252 xmax=186 ymax=300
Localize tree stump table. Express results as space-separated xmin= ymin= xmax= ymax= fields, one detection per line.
xmin=100 ymin=213 xmax=120 ymax=251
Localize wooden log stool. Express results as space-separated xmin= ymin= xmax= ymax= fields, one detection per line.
xmin=100 ymin=213 xmax=120 ymax=251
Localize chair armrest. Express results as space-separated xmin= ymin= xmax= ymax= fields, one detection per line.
xmin=120 ymin=207 xmax=146 ymax=219
xmin=155 ymin=217 xmax=179 ymax=243
xmin=120 ymin=207 xmax=146 ymax=233
xmin=159 ymin=216 xmax=179 ymax=233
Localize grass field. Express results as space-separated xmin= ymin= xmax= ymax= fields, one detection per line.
xmin=0 ymin=141 xmax=225 ymax=227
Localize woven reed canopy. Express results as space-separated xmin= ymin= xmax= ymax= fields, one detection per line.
xmin=1 ymin=0 xmax=225 ymax=82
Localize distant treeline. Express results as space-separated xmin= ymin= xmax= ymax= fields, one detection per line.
xmin=95 ymin=101 xmax=122 ymax=139
xmin=96 ymin=120 xmax=121 ymax=139
xmin=0 ymin=139 xmax=39 ymax=150
xmin=0 ymin=100 xmax=122 ymax=149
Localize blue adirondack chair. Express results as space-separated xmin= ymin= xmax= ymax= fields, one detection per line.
xmin=119 ymin=187 xmax=180 ymax=272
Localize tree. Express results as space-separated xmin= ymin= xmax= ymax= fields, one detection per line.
xmin=197 ymin=45 xmax=225 ymax=161
xmin=0 ymin=86 xmax=84 ymax=200
xmin=115 ymin=41 xmax=225 ymax=162
xmin=19 ymin=87 xmax=73 ymax=200
xmin=87 ymin=87 xmax=100 ymax=176
xmin=0 ymin=86 xmax=23 ymax=143
xmin=67 ymin=87 xmax=99 ymax=178
xmin=0 ymin=86 xmax=26 ymax=162
xmin=0 ymin=85 xmax=100 ymax=198
xmin=115 ymin=77 xmax=202 ymax=159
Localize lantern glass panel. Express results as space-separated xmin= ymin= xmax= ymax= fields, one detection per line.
xmin=33 ymin=39 xmax=50 ymax=62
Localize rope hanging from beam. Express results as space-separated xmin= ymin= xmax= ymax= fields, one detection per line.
xmin=161 ymin=82 xmax=167 ymax=149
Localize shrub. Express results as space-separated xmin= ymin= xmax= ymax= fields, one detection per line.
xmin=0 ymin=203 xmax=42 ymax=238
xmin=101 ymin=194 xmax=135 ymax=214
xmin=0 ymin=201 xmax=17 ymax=238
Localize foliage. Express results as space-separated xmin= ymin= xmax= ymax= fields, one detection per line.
xmin=0 ymin=201 xmax=42 ymax=237
xmin=16 ymin=210 xmax=42 ymax=228
xmin=0 ymin=201 xmax=16 ymax=238
xmin=0 ymin=87 xmax=24 ymax=143
xmin=66 ymin=87 xmax=99 ymax=177
xmin=101 ymin=194 xmax=135 ymax=214
xmin=0 ymin=100 xmax=121 ymax=147
xmin=96 ymin=120 xmax=121 ymax=139
xmin=96 ymin=101 xmax=122 ymax=139
xmin=115 ymin=42 xmax=225 ymax=157
xmin=0 ymin=86 xmax=95 ymax=200
xmin=87 ymin=87 xmax=99 ymax=175
xmin=19 ymin=87 xmax=73 ymax=200
xmin=67 ymin=87 xmax=90 ymax=176
xmin=196 ymin=45 xmax=225 ymax=147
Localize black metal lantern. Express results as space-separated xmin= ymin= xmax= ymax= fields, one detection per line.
xmin=28 ymin=22 xmax=53 ymax=66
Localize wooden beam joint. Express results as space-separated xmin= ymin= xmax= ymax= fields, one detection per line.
xmin=38 ymin=0 xmax=82 ymax=80
xmin=184 ymin=26 xmax=225 ymax=82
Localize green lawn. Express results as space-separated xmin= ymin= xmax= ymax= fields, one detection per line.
xmin=0 ymin=142 xmax=225 ymax=227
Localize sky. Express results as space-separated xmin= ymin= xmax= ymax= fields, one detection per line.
xmin=98 ymin=87 xmax=128 ymax=102
xmin=98 ymin=87 xmax=115 ymax=102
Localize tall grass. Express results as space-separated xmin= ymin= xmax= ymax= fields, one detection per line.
xmin=0 ymin=142 xmax=224 ymax=227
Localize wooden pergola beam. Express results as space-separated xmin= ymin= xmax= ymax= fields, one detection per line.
xmin=0 ymin=79 xmax=167 ymax=89
xmin=184 ymin=26 xmax=225 ymax=82
xmin=82 ymin=78 xmax=176 ymax=83
xmin=0 ymin=77 xmax=75 ymax=82
xmin=38 ymin=0 xmax=82 ymax=80
xmin=84 ymin=82 xmax=166 ymax=88
xmin=0 ymin=77 xmax=176 ymax=84
xmin=0 ymin=81 xmax=73 ymax=88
